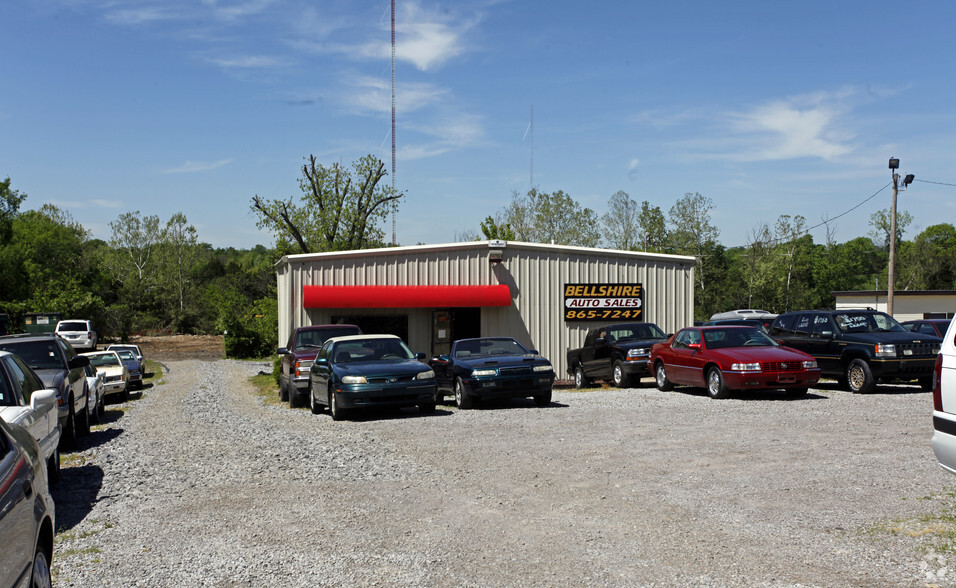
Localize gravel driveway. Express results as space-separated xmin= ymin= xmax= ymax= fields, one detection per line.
xmin=51 ymin=359 xmax=956 ymax=587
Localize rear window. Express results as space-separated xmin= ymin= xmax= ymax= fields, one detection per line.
xmin=57 ymin=322 xmax=89 ymax=331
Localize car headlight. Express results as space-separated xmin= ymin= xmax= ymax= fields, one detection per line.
xmin=533 ymin=364 xmax=553 ymax=373
xmin=730 ymin=363 xmax=761 ymax=372
xmin=803 ymin=360 xmax=818 ymax=369
xmin=875 ymin=344 xmax=896 ymax=357
xmin=626 ymin=348 xmax=648 ymax=358
xmin=472 ymin=369 xmax=497 ymax=377
xmin=341 ymin=375 xmax=367 ymax=384
xmin=416 ymin=370 xmax=435 ymax=380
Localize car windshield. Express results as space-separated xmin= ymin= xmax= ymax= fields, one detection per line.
xmin=295 ymin=328 xmax=358 ymax=350
xmin=110 ymin=346 xmax=138 ymax=355
xmin=88 ymin=354 xmax=120 ymax=368
xmin=833 ymin=312 xmax=907 ymax=333
xmin=607 ymin=324 xmax=666 ymax=342
xmin=704 ymin=328 xmax=778 ymax=350
xmin=0 ymin=341 xmax=61 ymax=370
xmin=117 ymin=350 xmax=136 ymax=360
xmin=332 ymin=338 xmax=414 ymax=363
xmin=454 ymin=338 xmax=529 ymax=358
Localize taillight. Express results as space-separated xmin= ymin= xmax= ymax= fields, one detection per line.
xmin=934 ymin=353 xmax=944 ymax=412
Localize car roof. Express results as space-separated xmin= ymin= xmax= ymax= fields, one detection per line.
xmin=0 ymin=333 xmax=60 ymax=343
xmin=326 ymin=334 xmax=400 ymax=344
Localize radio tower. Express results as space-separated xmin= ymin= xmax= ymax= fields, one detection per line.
xmin=390 ymin=0 xmax=397 ymax=245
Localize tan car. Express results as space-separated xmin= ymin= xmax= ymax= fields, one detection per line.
xmin=82 ymin=351 xmax=130 ymax=402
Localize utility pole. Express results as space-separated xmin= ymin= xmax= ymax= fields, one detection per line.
xmin=888 ymin=157 xmax=898 ymax=316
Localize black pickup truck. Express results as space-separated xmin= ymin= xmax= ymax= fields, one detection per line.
xmin=566 ymin=322 xmax=668 ymax=388
xmin=770 ymin=309 xmax=941 ymax=393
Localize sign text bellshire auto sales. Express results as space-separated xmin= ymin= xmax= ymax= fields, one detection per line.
xmin=563 ymin=283 xmax=643 ymax=322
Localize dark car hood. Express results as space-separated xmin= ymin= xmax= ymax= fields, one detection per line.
xmin=335 ymin=360 xmax=431 ymax=377
xmin=615 ymin=338 xmax=667 ymax=350
xmin=454 ymin=354 xmax=549 ymax=370
xmin=839 ymin=331 xmax=942 ymax=345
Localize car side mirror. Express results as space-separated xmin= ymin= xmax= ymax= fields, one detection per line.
xmin=415 ymin=352 xmax=427 ymax=361
xmin=821 ymin=330 xmax=833 ymax=338
xmin=31 ymin=389 xmax=58 ymax=411
xmin=277 ymin=347 xmax=288 ymax=355
xmin=595 ymin=337 xmax=606 ymax=346
xmin=433 ymin=356 xmax=449 ymax=363
xmin=314 ymin=357 xmax=328 ymax=365
xmin=688 ymin=343 xmax=701 ymax=351
xmin=528 ymin=349 xmax=539 ymax=355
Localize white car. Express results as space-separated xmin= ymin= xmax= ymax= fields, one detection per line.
xmin=932 ymin=318 xmax=956 ymax=474
xmin=106 ymin=344 xmax=145 ymax=374
xmin=55 ymin=319 xmax=98 ymax=351
xmin=83 ymin=362 xmax=106 ymax=423
xmin=82 ymin=351 xmax=130 ymax=402
xmin=0 ymin=350 xmax=62 ymax=486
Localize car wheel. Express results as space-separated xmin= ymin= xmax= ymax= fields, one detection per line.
xmin=707 ymin=367 xmax=731 ymax=399
xmin=919 ymin=376 xmax=934 ymax=391
xmin=278 ymin=379 xmax=288 ymax=402
xmin=288 ymin=385 xmax=301 ymax=408
xmin=533 ymin=391 xmax=552 ymax=407
xmin=654 ymin=362 xmax=673 ymax=391
xmin=612 ymin=361 xmax=631 ymax=388
xmin=61 ymin=400 xmax=78 ymax=450
xmin=120 ymin=386 xmax=129 ymax=402
xmin=98 ymin=395 xmax=105 ymax=420
xmin=47 ymin=449 xmax=60 ymax=488
xmin=309 ymin=382 xmax=323 ymax=415
xmin=329 ymin=387 xmax=347 ymax=421
xmin=574 ymin=365 xmax=589 ymax=389
xmin=454 ymin=378 xmax=473 ymax=409
xmin=77 ymin=397 xmax=91 ymax=436
xmin=846 ymin=359 xmax=875 ymax=393
xmin=30 ymin=545 xmax=52 ymax=588
xmin=785 ymin=387 xmax=808 ymax=398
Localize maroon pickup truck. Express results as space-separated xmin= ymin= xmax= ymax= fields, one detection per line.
xmin=278 ymin=324 xmax=361 ymax=407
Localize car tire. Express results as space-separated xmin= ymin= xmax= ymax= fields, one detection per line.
xmin=309 ymin=383 xmax=323 ymax=415
xmin=31 ymin=545 xmax=52 ymax=588
xmin=454 ymin=378 xmax=473 ymax=409
xmin=654 ymin=362 xmax=673 ymax=391
xmin=707 ymin=367 xmax=731 ymax=399
xmin=288 ymin=386 xmax=301 ymax=408
xmin=120 ymin=386 xmax=129 ymax=402
xmin=329 ymin=387 xmax=347 ymax=421
xmin=61 ymin=401 xmax=78 ymax=450
xmin=533 ymin=391 xmax=552 ymax=407
xmin=846 ymin=359 xmax=875 ymax=393
xmin=77 ymin=397 xmax=91 ymax=436
xmin=919 ymin=376 xmax=934 ymax=391
xmin=97 ymin=396 xmax=105 ymax=421
xmin=47 ymin=449 xmax=60 ymax=488
xmin=574 ymin=365 xmax=590 ymax=389
xmin=785 ymin=387 xmax=808 ymax=398
xmin=612 ymin=361 xmax=631 ymax=388
xmin=278 ymin=378 xmax=288 ymax=402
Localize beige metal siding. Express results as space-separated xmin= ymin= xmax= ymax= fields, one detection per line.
xmin=276 ymin=242 xmax=695 ymax=381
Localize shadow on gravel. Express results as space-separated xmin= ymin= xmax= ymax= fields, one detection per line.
xmin=439 ymin=398 xmax=571 ymax=411
xmin=68 ymin=426 xmax=124 ymax=453
xmin=671 ymin=387 xmax=829 ymax=401
xmin=323 ymin=406 xmax=457 ymax=422
xmin=812 ymin=381 xmax=930 ymax=395
xmin=51 ymin=463 xmax=105 ymax=532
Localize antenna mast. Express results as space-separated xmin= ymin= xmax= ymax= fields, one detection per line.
xmin=390 ymin=0 xmax=397 ymax=245
xmin=530 ymin=104 xmax=534 ymax=188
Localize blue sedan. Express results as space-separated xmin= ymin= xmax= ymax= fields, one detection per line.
xmin=429 ymin=337 xmax=555 ymax=409
xmin=307 ymin=334 xmax=437 ymax=420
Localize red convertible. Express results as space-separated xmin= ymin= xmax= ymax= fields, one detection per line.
xmin=649 ymin=326 xmax=820 ymax=399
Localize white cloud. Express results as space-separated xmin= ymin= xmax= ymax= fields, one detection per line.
xmin=162 ymin=159 xmax=232 ymax=174
xmin=205 ymin=55 xmax=285 ymax=68
xmin=344 ymin=75 xmax=448 ymax=115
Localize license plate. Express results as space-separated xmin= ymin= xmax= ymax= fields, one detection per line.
xmin=778 ymin=375 xmax=796 ymax=383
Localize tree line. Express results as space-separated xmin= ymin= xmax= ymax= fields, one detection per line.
xmin=3 ymin=153 xmax=953 ymax=357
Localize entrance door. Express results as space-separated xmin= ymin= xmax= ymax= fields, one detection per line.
xmin=431 ymin=308 xmax=482 ymax=357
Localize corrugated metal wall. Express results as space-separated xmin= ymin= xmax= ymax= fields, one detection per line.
xmin=276 ymin=242 xmax=695 ymax=380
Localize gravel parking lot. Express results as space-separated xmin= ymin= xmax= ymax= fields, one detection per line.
xmin=52 ymin=359 xmax=956 ymax=587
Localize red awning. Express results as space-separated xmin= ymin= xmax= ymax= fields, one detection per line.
xmin=303 ymin=285 xmax=512 ymax=309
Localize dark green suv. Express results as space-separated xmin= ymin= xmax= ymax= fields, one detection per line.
xmin=770 ymin=309 xmax=941 ymax=393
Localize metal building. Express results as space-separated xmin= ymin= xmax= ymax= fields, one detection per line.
xmin=276 ymin=240 xmax=696 ymax=378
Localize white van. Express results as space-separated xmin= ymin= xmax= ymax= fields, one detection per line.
xmin=931 ymin=318 xmax=956 ymax=474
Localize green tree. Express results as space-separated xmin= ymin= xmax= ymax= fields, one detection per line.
xmin=601 ymin=191 xmax=639 ymax=250
xmin=497 ymin=188 xmax=600 ymax=246
xmin=898 ymin=224 xmax=956 ymax=290
xmin=637 ymin=201 xmax=668 ymax=253
xmin=0 ymin=177 xmax=27 ymax=245
xmin=868 ymin=208 xmax=913 ymax=251
xmin=479 ymin=216 xmax=516 ymax=240
xmin=251 ymin=154 xmax=401 ymax=254
xmin=668 ymin=192 xmax=720 ymax=306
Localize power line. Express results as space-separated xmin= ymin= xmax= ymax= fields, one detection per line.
xmin=915 ymin=178 xmax=956 ymax=187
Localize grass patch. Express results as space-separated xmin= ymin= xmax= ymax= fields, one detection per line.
xmin=250 ymin=372 xmax=283 ymax=407
xmin=143 ymin=358 xmax=165 ymax=387
xmin=864 ymin=486 xmax=956 ymax=556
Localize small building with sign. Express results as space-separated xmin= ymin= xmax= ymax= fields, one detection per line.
xmin=276 ymin=240 xmax=696 ymax=379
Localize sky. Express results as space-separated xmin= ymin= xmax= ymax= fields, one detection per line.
xmin=2 ymin=0 xmax=955 ymax=250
